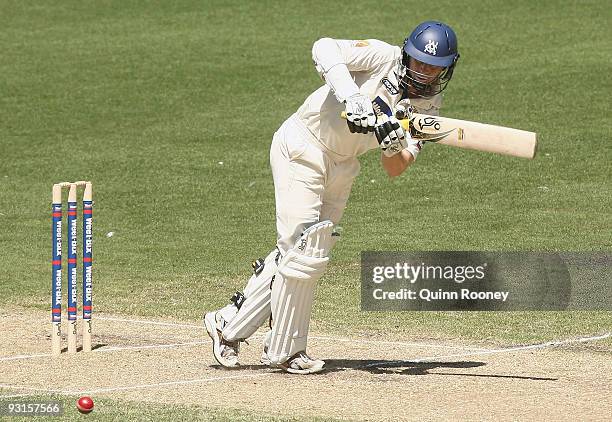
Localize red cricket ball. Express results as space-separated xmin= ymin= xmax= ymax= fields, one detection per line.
xmin=76 ymin=396 xmax=94 ymax=414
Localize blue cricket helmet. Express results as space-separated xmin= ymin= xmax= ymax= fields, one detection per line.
xmin=397 ymin=21 xmax=460 ymax=97
xmin=404 ymin=21 xmax=459 ymax=67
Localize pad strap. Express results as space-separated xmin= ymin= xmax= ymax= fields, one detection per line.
xmin=230 ymin=291 xmax=245 ymax=309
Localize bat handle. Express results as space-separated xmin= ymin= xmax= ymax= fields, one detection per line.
xmin=339 ymin=111 xmax=410 ymax=131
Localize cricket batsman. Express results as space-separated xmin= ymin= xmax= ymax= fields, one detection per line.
xmin=205 ymin=21 xmax=460 ymax=374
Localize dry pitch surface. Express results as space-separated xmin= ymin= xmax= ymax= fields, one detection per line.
xmin=1 ymin=308 xmax=610 ymax=421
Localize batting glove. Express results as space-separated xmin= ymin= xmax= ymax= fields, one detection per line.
xmin=394 ymin=98 xmax=414 ymax=120
xmin=344 ymin=94 xmax=376 ymax=134
xmin=374 ymin=114 xmax=408 ymax=157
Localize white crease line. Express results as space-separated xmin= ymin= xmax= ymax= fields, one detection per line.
xmin=309 ymin=335 xmax=488 ymax=351
xmin=0 ymin=373 xmax=273 ymax=397
xmin=363 ymin=332 xmax=612 ymax=367
xmin=0 ymin=393 xmax=41 ymax=398
xmin=98 ymin=341 xmax=207 ymax=353
xmin=82 ymin=373 xmax=271 ymax=394
xmin=0 ymin=353 xmax=51 ymax=362
xmin=0 ymin=384 xmax=76 ymax=395
xmin=97 ymin=316 xmax=203 ymax=329
xmin=97 ymin=316 xmax=483 ymax=351
xmin=0 ymin=341 xmax=208 ymax=362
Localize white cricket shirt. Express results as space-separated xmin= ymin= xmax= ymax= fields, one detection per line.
xmin=295 ymin=39 xmax=442 ymax=162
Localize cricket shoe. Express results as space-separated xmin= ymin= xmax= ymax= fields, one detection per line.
xmin=273 ymin=352 xmax=325 ymax=375
xmin=204 ymin=312 xmax=240 ymax=368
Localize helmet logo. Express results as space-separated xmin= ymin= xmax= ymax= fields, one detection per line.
xmin=423 ymin=40 xmax=438 ymax=55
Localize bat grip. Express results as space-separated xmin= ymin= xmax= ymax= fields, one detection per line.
xmin=339 ymin=111 xmax=410 ymax=131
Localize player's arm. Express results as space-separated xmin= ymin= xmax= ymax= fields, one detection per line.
xmin=312 ymin=38 xmax=391 ymax=133
xmin=311 ymin=38 xmax=361 ymax=103
xmin=381 ymin=149 xmax=414 ymax=178
xmin=312 ymin=38 xmax=395 ymax=76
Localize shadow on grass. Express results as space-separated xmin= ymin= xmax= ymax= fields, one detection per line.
xmin=58 ymin=343 xmax=106 ymax=353
xmin=325 ymin=359 xmax=558 ymax=381
xmin=207 ymin=360 xmax=558 ymax=381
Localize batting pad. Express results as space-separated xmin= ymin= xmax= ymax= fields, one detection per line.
xmin=222 ymin=249 xmax=279 ymax=341
xmin=267 ymin=221 xmax=334 ymax=364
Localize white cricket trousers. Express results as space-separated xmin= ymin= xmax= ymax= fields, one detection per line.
xmin=271 ymin=114 xmax=360 ymax=254
xmin=219 ymin=114 xmax=360 ymax=344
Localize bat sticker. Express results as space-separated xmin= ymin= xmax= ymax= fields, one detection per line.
xmin=415 ymin=116 xmax=441 ymax=131
xmin=412 ymin=130 xmax=457 ymax=142
xmin=410 ymin=116 xmax=456 ymax=142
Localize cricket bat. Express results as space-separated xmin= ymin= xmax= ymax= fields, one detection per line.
xmin=341 ymin=112 xmax=537 ymax=159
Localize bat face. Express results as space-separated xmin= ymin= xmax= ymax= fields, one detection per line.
xmin=408 ymin=113 xmax=537 ymax=159
xmin=340 ymin=111 xmax=537 ymax=159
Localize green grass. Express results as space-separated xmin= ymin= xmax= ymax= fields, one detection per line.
xmin=0 ymin=0 xmax=610 ymax=349
xmin=0 ymin=395 xmax=338 ymax=421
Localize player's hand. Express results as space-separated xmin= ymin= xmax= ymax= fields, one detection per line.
xmin=394 ymin=98 xmax=414 ymax=120
xmin=375 ymin=114 xmax=408 ymax=157
xmin=344 ymin=94 xmax=376 ymax=134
